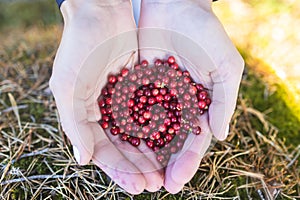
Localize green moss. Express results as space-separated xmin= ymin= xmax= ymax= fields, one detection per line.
xmin=0 ymin=1 xmax=60 ymax=30
xmin=240 ymin=68 xmax=300 ymax=146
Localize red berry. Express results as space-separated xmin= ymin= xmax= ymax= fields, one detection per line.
xmin=102 ymin=115 xmax=110 ymax=122
xmin=148 ymin=97 xmax=156 ymax=105
xmin=157 ymin=154 xmax=165 ymax=162
xmin=155 ymin=59 xmax=163 ymax=66
xmin=164 ymin=118 xmax=171 ymax=126
xmin=120 ymin=133 xmax=129 ymax=141
xmin=197 ymin=91 xmax=208 ymax=100
xmin=142 ymin=77 xmax=150 ymax=85
xmin=167 ymin=56 xmax=176 ymax=64
xmin=105 ymin=97 xmax=112 ymax=105
xmin=179 ymin=133 xmax=187 ymax=140
xmin=165 ymin=133 xmax=173 ymax=142
xmin=158 ymin=124 xmax=167 ymax=132
xmin=101 ymin=88 xmax=108 ymax=96
xmin=98 ymin=55 xmax=211 ymax=163
xmin=205 ymin=98 xmax=211 ymax=106
xmin=98 ymin=99 xmax=105 ymax=107
xmin=168 ymin=127 xmax=175 ymax=134
xmin=189 ymin=86 xmax=197 ymax=95
xmin=164 ymin=94 xmax=171 ymax=101
xmin=142 ymin=126 xmax=150 ymax=134
xmin=196 ymin=84 xmax=204 ymax=91
xmin=108 ymin=75 xmax=117 ymax=84
xmin=121 ymin=68 xmax=129 ymax=77
xmin=141 ymin=60 xmax=149 ymax=67
xmin=127 ymin=99 xmax=135 ymax=107
xmin=143 ymin=111 xmax=151 ymax=119
xmin=146 ymin=140 xmax=154 ymax=148
xmin=170 ymin=63 xmax=179 ymax=70
xmin=110 ymin=126 xmax=120 ymax=135
xmin=151 ymin=131 xmax=161 ymax=140
xmin=156 ymin=94 xmax=163 ymax=103
xmin=130 ymin=137 xmax=141 ymax=146
xmin=173 ymin=123 xmax=181 ymax=131
xmin=183 ymin=71 xmax=190 ymax=77
xmin=129 ymin=73 xmax=137 ymax=81
xmin=155 ymin=138 xmax=165 ymax=147
xmin=138 ymin=116 xmax=146 ymax=124
xmin=198 ymin=100 xmax=207 ymax=109
xmin=170 ymin=146 xmax=178 ymax=153
xmin=99 ymin=120 xmax=109 ymax=129
xmin=193 ymin=127 xmax=201 ymax=135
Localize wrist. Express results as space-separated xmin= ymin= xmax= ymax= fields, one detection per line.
xmin=141 ymin=0 xmax=212 ymax=13
xmin=60 ymin=0 xmax=130 ymax=23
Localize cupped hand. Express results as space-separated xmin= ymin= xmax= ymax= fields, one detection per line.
xmin=138 ymin=0 xmax=244 ymax=193
xmin=50 ymin=0 xmax=163 ymax=194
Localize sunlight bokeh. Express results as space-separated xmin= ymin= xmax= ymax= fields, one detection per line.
xmin=214 ymin=0 xmax=300 ymax=108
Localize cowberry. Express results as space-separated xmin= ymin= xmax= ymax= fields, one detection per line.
xmin=97 ymin=56 xmax=211 ymax=165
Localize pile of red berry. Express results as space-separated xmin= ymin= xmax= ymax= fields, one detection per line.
xmin=98 ymin=56 xmax=211 ymax=165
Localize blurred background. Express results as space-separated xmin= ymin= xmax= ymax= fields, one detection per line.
xmin=214 ymin=0 xmax=300 ymax=111
xmin=0 ymin=0 xmax=299 ymax=112
xmin=0 ymin=0 xmax=59 ymax=29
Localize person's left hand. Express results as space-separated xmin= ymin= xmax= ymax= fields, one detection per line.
xmin=50 ymin=0 xmax=163 ymax=193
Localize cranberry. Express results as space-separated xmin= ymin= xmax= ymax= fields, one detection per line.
xmin=165 ymin=134 xmax=173 ymax=142
xmin=170 ymin=63 xmax=179 ymax=70
xmin=143 ymin=111 xmax=151 ymax=119
xmin=121 ymin=68 xmax=129 ymax=77
xmin=193 ymin=127 xmax=201 ymax=135
xmin=98 ymin=99 xmax=105 ymax=107
xmin=130 ymin=137 xmax=141 ymax=146
xmin=98 ymin=56 xmax=211 ymax=165
xmin=110 ymin=126 xmax=120 ymax=135
xmin=157 ymin=154 xmax=165 ymax=162
xmin=127 ymin=99 xmax=135 ymax=107
xmin=167 ymin=56 xmax=176 ymax=64
xmin=198 ymin=101 xmax=207 ymax=110
xmin=108 ymin=75 xmax=117 ymax=84
xmin=99 ymin=120 xmax=108 ymax=129
xmin=120 ymin=133 xmax=129 ymax=141
xmin=146 ymin=139 xmax=154 ymax=148
xmin=151 ymin=132 xmax=161 ymax=140
xmin=141 ymin=60 xmax=149 ymax=67
xmin=197 ymin=91 xmax=208 ymax=100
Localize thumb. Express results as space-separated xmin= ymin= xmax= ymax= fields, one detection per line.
xmin=209 ymin=57 xmax=244 ymax=140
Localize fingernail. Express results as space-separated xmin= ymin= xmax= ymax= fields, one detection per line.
xmin=73 ymin=146 xmax=81 ymax=164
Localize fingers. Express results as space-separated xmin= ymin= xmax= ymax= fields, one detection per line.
xmin=209 ymin=56 xmax=244 ymax=140
xmin=106 ymin=131 xmax=163 ymax=192
xmin=164 ymin=162 xmax=184 ymax=194
xmin=164 ymin=113 xmax=212 ymax=193
xmin=92 ymin=138 xmax=146 ymax=194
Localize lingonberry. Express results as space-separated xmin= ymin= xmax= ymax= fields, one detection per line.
xmin=98 ymin=56 xmax=211 ymax=165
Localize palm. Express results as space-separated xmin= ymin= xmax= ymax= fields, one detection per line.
xmin=139 ymin=0 xmax=244 ymax=193
xmin=50 ymin=1 xmax=163 ymax=193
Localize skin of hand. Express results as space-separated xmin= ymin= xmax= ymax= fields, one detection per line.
xmin=50 ymin=0 xmax=163 ymax=194
xmin=138 ymin=0 xmax=244 ymax=193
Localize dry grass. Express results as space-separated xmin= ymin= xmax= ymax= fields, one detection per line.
xmin=0 ymin=26 xmax=299 ymax=199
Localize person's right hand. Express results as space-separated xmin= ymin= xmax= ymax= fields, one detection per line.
xmin=138 ymin=0 xmax=244 ymax=193
xmin=50 ymin=0 xmax=163 ymax=194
